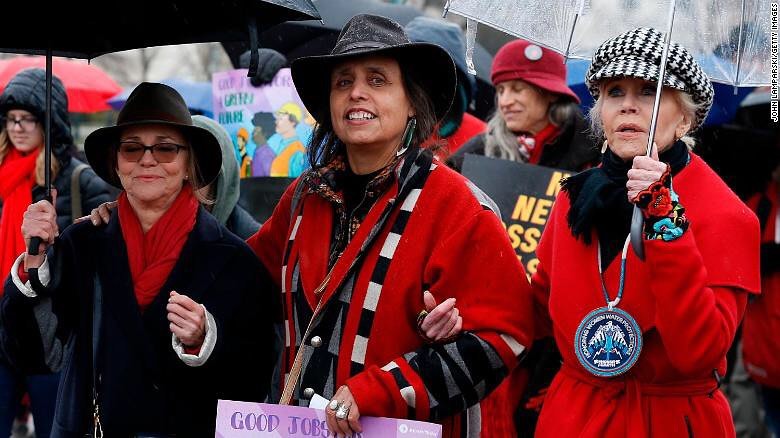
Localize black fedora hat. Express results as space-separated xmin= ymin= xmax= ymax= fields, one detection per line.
xmin=291 ymin=14 xmax=457 ymax=124
xmin=84 ymin=82 xmax=222 ymax=189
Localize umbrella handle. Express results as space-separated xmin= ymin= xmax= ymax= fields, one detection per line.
xmin=630 ymin=206 xmax=645 ymax=261
xmin=26 ymin=238 xmax=52 ymax=296
xmin=26 ymin=192 xmax=53 ymax=295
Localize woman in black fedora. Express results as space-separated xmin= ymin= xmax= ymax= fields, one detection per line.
xmin=0 ymin=82 xmax=279 ymax=436
xmin=246 ymin=14 xmax=533 ymax=437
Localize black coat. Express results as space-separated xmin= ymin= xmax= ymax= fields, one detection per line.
xmin=0 ymin=207 xmax=280 ymax=437
xmin=447 ymin=110 xmax=600 ymax=173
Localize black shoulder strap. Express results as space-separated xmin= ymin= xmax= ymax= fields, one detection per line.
xmin=70 ymin=163 xmax=90 ymax=222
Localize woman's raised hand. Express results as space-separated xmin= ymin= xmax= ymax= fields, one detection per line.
xmin=167 ymin=291 xmax=206 ymax=349
xmin=418 ymin=290 xmax=462 ymax=343
xmin=22 ymin=189 xmax=58 ymax=269
xmin=626 ymin=143 xmax=667 ymax=202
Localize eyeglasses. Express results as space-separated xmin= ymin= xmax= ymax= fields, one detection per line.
xmin=5 ymin=116 xmax=38 ymax=131
xmin=118 ymin=141 xmax=188 ymax=163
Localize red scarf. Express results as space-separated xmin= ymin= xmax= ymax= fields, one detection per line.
xmin=520 ymin=123 xmax=560 ymax=165
xmin=0 ymin=147 xmax=40 ymax=278
xmin=118 ymin=184 xmax=198 ymax=312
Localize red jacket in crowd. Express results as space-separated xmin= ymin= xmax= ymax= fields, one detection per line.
xmin=531 ymin=154 xmax=760 ymax=437
xmin=743 ymin=182 xmax=780 ymax=389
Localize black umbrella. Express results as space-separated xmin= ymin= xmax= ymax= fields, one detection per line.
xmin=0 ymin=0 xmax=320 ymax=290
xmin=222 ymin=0 xmax=497 ymax=119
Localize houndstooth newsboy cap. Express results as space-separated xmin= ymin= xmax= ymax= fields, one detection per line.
xmin=586 ymin=27 xmax=714 ymax=129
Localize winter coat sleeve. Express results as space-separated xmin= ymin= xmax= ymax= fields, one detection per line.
xmin=645 ymin=232 xmax=748 ymax=375
xmin=0 ymin=226 xmax=83 ymax=374
xmin=345 ymin=209 xmax=534 ymax=422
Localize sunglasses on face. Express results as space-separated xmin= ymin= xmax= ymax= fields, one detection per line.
xmin=117 ymin=141 xmax=188 ymax=163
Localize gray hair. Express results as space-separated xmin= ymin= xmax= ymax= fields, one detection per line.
xmin=588 ymin=87 xmax=705 ymax=149
xmin=484 ymin=97 xmax=579 ymax=161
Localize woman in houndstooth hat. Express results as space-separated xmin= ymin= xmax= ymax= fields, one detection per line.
xmin=523 ymin=28 xmax=761 ymax=437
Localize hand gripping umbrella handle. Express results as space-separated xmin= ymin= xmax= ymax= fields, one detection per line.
xmin=26 ymin=194 xmax=52 ymax=295
xmin=629 ymin=0 xmax=677 ymax=260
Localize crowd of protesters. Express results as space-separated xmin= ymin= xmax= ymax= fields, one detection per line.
xmin=0 ymin=11 xmax=777 ymax=438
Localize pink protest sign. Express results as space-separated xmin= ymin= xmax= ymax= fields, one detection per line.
xmin=211 ymin=68 xmax=314 ymax=178
xmin=215 ymin=399 xmax=442 ymax=438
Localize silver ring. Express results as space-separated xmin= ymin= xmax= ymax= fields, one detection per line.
xmin=335 ymin=403 xmax=350 ymax=420
xmin=329 ymin=399 xmax=341 ymax=411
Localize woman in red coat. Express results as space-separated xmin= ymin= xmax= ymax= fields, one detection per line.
xmin=528 ymin=28 xmax=760 ymax=437
xmin=247 ymin=14 xmax=532 ymax=438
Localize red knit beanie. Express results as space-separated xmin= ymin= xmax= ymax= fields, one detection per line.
xmin=491 ymin=39 xmax=580 ymax=103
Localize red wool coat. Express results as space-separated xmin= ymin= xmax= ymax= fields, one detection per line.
xmin=248 ymin=156 xmax=533 ymax=438
xmin=531 ymin=154 xmax=760 ymax=437
xmin=743 ymin=183 xmax=780 ymax=388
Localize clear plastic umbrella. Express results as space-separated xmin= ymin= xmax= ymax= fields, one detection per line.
xmin=444 ymin=0 xmax=771 ymax=87
xmin=444 ymin=0 xmax=772 ymax=258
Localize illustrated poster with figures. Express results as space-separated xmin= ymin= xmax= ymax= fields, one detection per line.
xmin=212 ymin=68 xmax=315 ymax=178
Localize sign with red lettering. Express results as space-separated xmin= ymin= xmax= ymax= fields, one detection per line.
xmin=462 ymin=154 xmax=571 ymax=278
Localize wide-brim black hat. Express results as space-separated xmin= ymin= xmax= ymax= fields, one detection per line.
xmin=291 ymin=14 xmax=457 ymax=124
xmin=84 ymin=82 xmax=222 ymax=189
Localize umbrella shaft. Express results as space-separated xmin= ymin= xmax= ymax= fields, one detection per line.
xmin=645 ymin=0 xmax=677 ymax=157
xmin=44 ymin=50 xmax=52 ymax=197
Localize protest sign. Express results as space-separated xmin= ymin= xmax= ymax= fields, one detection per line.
xmin=212 ymin=68 xmax=314 ymax=178
xmin=215 ymin=400 xmax=442 ymax=438
xmin=462 ymin=154 xmax=571 ymax=278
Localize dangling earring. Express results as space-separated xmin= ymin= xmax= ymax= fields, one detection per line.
xmin=397 ymin=117 xmax=417 ymax=157
xmin=601 ymin=140 xmax=608 ymax=154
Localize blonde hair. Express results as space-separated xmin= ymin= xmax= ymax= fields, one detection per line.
xmin=588 ymin=86 xmax=702 ymax=150
xmin=0 ymin=129 xmax=59 ymax=185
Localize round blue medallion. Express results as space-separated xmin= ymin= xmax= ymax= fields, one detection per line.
xmin=574 ymin=307 xmax=643 ymax=377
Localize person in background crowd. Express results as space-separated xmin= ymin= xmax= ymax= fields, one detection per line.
xmin=247 ymin=14 xmax=533 ymax=438
xmin=743 ymin=156 xmax=780 ymax=437
xmin=236 ymin=127 xmax=252 ymax=178
xmin=0 ymin=82 xmax=278 ymax=436
xmin=269 ymin=102 xmax=309 ymax=177
xmin=529 ymin=28 xmax=758 ymax=436
xmin=0 ymin=68 xmax=112 ymax=438
xmin=403 ymin=16 xmax=486 ymax=155
xmin=447 ymin=38 xmax=599 ymax=173
xmin=251 ymin=111 xmax=278 ymax=177
xmin=192 ymin=115 xmax=261 ymax=238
